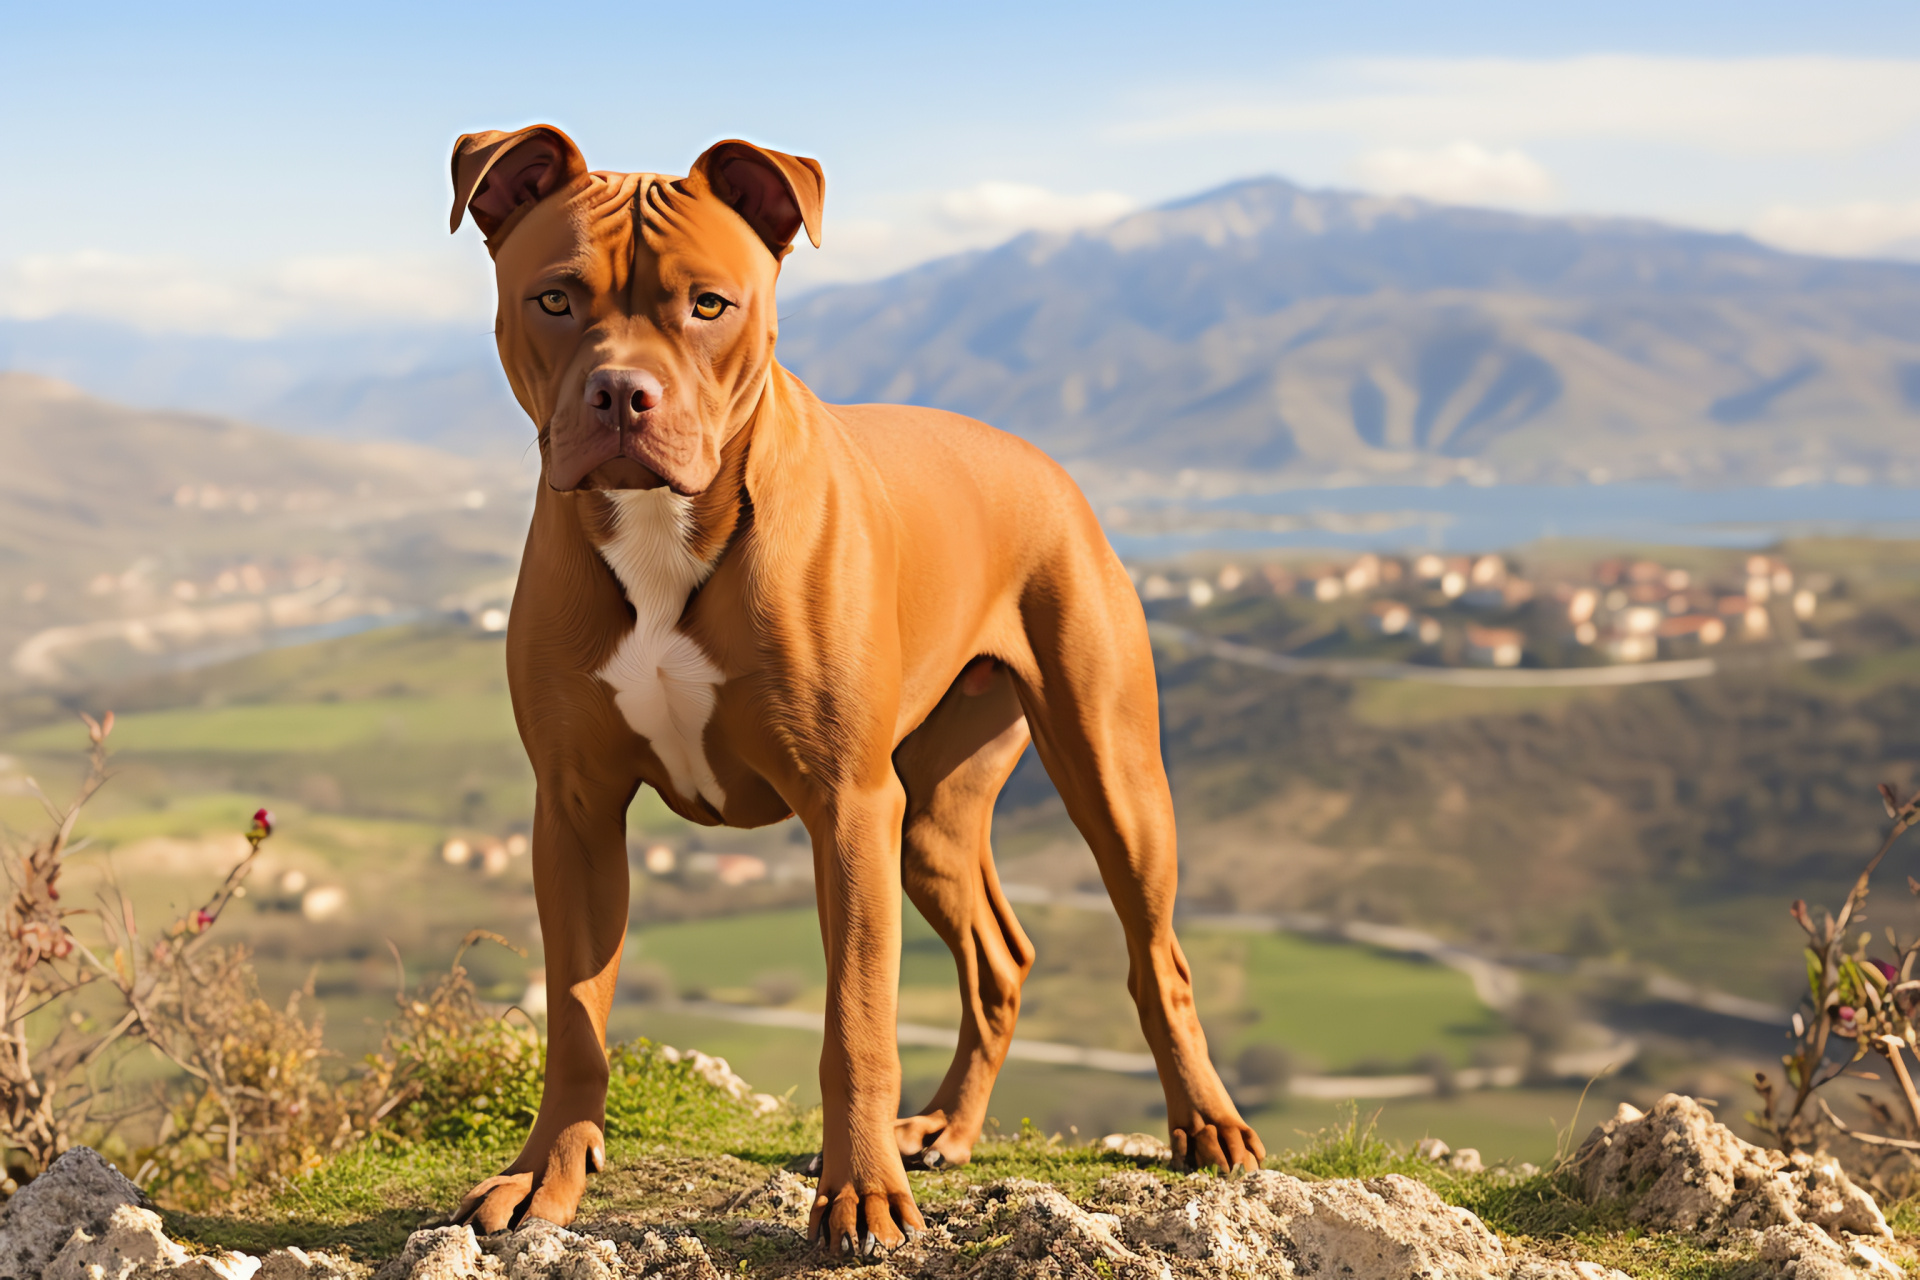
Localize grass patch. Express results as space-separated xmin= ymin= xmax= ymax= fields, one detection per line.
xmin=1220 ymin=930 xmax=1504 ymax=1068
xmin=1348 ymin=679 xmax=1618 ymax=728
xmin=172 ymin=1037 xmax=823 ymax=1258
xmin=626 ymin=907 xmax=1502 ymax=1075
xmin=8 ymin=694 xmax=520 ymax=756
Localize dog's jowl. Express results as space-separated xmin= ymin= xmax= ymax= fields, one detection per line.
xmin=446 ymin=122 xmax=1265 ymax=1252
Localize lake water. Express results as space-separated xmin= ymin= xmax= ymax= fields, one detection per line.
xmin=1101 ymin=483 xmax=1920 ymax=558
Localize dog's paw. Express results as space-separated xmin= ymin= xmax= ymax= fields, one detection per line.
xmin=455 ymin=1121 xmax=605 ymax=1233
xmin=1170 ymin=1118 xmax=1266 ymax=1173
xmin=809 ymin=1177 xmax=925 ymax=1256
xmin=893 ymin=1113 xmax=973 ymax=1171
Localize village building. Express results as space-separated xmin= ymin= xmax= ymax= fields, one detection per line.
xmin=1465 ymin=625 xmax=1524 ymax=668
xmin=1297 ymin=571 xmax=1344 ymax=601
xmin=1366 ymin=600 xmax=1412 ymax=635
xmin=1656 ymin=614 xmax=1727 ymax=653
xmin=1602 ymin=629 xmax=1659 ymax=663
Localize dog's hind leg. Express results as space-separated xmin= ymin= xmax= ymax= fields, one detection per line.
xmin=1004 ymin=533 xmax=1266 ymax=1173
xmin=891 ymin=660 xmax=1033 ymax=1169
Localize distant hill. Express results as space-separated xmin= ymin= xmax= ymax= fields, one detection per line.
xmin=778 ymin=179 xmax=1920 ymax=486
xmin=0 ymin=373 xmax=530 ymax=686
xmin=11 ymin=179 xmax=1920 ymax=486
xmin=0 ymin=319 xmax=529 ymax=460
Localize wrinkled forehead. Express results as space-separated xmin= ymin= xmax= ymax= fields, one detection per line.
xmin=492 ymin=171 xmax=644 ymax=282
xmin=494 ymin=169 xmax=771 ymax=286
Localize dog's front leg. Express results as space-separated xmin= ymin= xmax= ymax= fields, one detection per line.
xmin=457 ymin=775 xmax=630 ymax=1231
xmin=806 ymin=777 xmax=925 ymax=1255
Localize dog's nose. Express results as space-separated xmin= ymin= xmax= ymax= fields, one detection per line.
xmin=584 ymin=368 xmax=664 ymax=430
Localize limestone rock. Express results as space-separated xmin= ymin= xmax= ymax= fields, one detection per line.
xmin=374 ymin=1227 xmax=485 ymax=1280
xmin=1125 ymin=1174 xmax=1291 ymax=1268
xmin=655 ymin=1048 xmax=781 ymax=1117
xmin=949 ymin=1171 xmax=1516 ymax=1280
xmin=1414 ymin=1138 xmax=1451 ymax=1163
xmin=1573 ymin=1094 xmax=1890 ymax=1241
xmin=1287 ymin=1173 xmax=1508 ymax=1280
xmin=1755 ymin=1222 xmax=1903 ymax=1279
xmin=1447 ymin=1148 xmax=1484 ymax=1174
xmin=172 ymin=1254 xmax=264 ymax=1280
xmin=615 ymin=1231 xmax=717 ymax=1280
xmin=478 ymin=1221 xmax=617 ymax=1280
xmin=720 ymin=1170 xmax=812 ymax=1228
xmin=0 ymin=1148 xmax=151 ymax=1280
xmin=1100 ymin=1133 xmax=1174 ymax=1164
xmin=43 ymin=1204 xmax=190 ymax=1280
xmin=1091 ymin=1171 xmax=1173 ymax=1210
xmin=256 ymin=1247 xmax=366 ymax=1280
xmin=939 ymin=1179 xmax=1144 ymax=1279
xmin=1506 ymin=1261 xmax=1632 ymax=1280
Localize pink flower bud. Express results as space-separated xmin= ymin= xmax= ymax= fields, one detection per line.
xmin=251 ymin=808 xmax=275 ymax=837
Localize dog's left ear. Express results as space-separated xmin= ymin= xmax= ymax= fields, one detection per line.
xmin=449 ymin=123 xmax=588 ymax=241
xmin=691 ymin=140 xmax=824 ymax=257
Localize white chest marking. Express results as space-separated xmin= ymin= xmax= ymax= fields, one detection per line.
xmin=593 ymin=489 xmax=727 ymax=810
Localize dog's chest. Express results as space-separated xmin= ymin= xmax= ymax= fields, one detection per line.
xmin=592 ymin=490 xmax=728 ymax=809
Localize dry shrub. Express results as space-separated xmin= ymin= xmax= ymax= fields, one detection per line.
xmin=0 ymin=718 xmax=546 ymax=1208
xmin=1752 ymin=779 xmax=1920 ymax=1168
xmin=131 ymin=949 xmax=341 ymax=1205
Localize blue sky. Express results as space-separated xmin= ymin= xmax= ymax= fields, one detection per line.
xmin=8 ymin=1 xmax=1920 ymax=335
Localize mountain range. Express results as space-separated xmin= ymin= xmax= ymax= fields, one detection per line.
xmin=10 ymin=178 xmax=1920 ymax=486
xmin=778 ymin=180 xmax=1920 ymax=487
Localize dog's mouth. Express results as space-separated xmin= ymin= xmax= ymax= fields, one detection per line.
xmin=577 ymin=456 xmax=666 ymax=490
xmin=547 ymin=416 xmax=674 ymax=493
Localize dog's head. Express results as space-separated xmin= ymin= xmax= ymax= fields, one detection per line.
xmin=450 ymin=125 xmax=823 ymax=494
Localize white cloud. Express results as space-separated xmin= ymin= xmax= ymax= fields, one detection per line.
xmin=1125 ymin=56 xmax=1920 ymax=155
xmin=3 ymin=183 xmax=1137 ymax=327
xmin=0 ymin=250 xmax=491 ymax=338
xmin=1351 ymin=142 xmax=1554 ymax=207
xmin=1750 ymin=201 xmax=1920 ymax=260
xmin=931 ymin=182 xmax=1137 ymax=237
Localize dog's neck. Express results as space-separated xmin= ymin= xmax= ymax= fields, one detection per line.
xmin=593 ymin=487 xmax=719 ymax=626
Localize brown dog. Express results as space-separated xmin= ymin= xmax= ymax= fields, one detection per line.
xmin=446 ymin=123 xmax=1263 ymax=1252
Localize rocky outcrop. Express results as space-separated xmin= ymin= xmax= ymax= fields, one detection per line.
xmin=1754 ymin=1223 xmax=1904 ymax=1279
xmin=1099 ymin=1133 xmax=1174 ymax=1163
xmin=1573 ymin=1095 xmax=1890 ymax=1242
xmin=654 ymin=1048 xmax=781 ymax=1118
xmin=38 ymin=1201 xmax=291 ymax=1280
xmin=0 ymin=1148 xmax=149 ymax=1280
xmin=0 ymin=1148 xmax=361 ymax=1280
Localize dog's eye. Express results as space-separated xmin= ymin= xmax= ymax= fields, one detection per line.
xmin=692 ymin=293 xmax=730 ymax=320
xmin=536 ymin=290 xmax=571 ymax=316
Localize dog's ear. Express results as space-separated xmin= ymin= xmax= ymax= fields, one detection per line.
xmin=691 ymin=140 xmax=824 ymax=257
xmin=450 ymin=124 xmax=588 ymax=240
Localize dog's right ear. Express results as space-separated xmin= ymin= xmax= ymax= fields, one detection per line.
xmin=449 ymin=124 xmax=587 ymax=241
